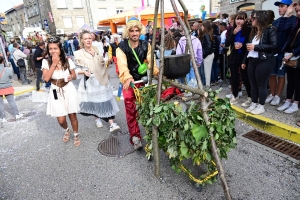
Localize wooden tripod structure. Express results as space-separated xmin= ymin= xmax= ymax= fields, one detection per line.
xmin=148 ymin=0 xmax=233 ymax=199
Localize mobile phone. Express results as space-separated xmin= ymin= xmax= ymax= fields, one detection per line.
xmin=53 ymin=89 xmax=58 ymax=100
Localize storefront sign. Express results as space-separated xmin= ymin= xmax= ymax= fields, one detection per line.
xmin=230 ymin=0 xmax=244 ymax=4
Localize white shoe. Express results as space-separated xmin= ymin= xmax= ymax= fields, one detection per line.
xmin=95 ymin=119 xmax=103 ymax=128
xmin=241 ymin=84 xmax=246 ymax=91
xmin=230 ymin=96 xmax=239 ymax=105
xmin=16 ymin=114 xmax=23 ymax=119
xmin=238 ymin=91 xmax=243 ymax=97
xmin=251 ymin=104 xmax=265 ymax=115
xmin=270 ymin=95 xmax=280 ymax=106
xmin=109 ymin=123 xmax=120 ymax=132
xmin=277 ymin=101 xmax=291 ymax=111
xmin=228 ymin=85 xmax=231 ymax=89
xmin=265 ymin=94 xmax=274 ymax=103
xmin=226 ymin=92 xmax=242 ymax=99
xmin=245 ymin=102 xmax=257 ymax=113
xmin=226 ymin=93 xmax=233 ymax=99
xmin=284 ymin=103 xmax=299 ymax=114
xmin=241 ymin=97 xmax=252 ymax=107
xmin=0 ymin=118 xmax=7 ymax=123
xmin=132 ymin=136 xmax=142 ymax=150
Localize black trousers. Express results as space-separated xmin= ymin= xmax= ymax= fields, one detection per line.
xmin=286 ymin=67 xmax=300 ymax=101
xmin=230 ymin=63 xmax=251 ymax=98
xmin=247 ymin=57 xmax=276 ymax=105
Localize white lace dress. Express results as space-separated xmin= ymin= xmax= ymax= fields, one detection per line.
xmin=41 ymin=59 xmax=80 ymax=117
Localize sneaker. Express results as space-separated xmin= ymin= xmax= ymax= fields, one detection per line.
xmin=251 ymin=104 xmax=265 ymax=115
xmin=132 ymin=136 xmax=142 ymax=150
xmin=226 ymin=93 xmax=233 ymax=99
xmin=230 ymin=96 xmax=239 ymax=105
xmin=22 ymin=81 xmax=29 ymax=85
xmin=270 ymin=95 xmax=280 ymax=106
xmin=241 ymin=97 xmax=252 ymax=107
xmin=284 ymin=103 xmax=299 ymax=114
xmin=218 ymin=79 xmax=223 ymax=83
xmin=96 ymin=120 xmax=103 ymax=128
xmin=228 ymin=85 xmax=232 ymax=89
xmin=0 ymin=118 xmax=7 ymax=123
xmin=238 ymin=91 xmax=243 ymax=97
xmin=245 ymin=102 xmax=257 ymax=113
xmin=277 ymin=101 xmax=291 ymax=111
xmin=265 ymin=94 xmax=274 ymax=103
xmin=16 ymin=113 xmax=23 ymax=119
xmin=109 ymin=123 xmax=120 ymax=132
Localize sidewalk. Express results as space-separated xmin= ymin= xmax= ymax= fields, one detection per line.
xmin=12 ymin=73 xmax=300 ymax=145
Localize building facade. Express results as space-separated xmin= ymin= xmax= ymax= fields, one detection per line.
xmin=220 ymin=0 xmax=283 ymax=19
xmin=23 ymin=0 xmax=56 ymax=34
xmin=3 ymin=4 xmax=26 ymax=39
xmin=48 ymin=0 xmax=90 ymax=35
xmin=90 ymin=0 xmax=143 ymax=29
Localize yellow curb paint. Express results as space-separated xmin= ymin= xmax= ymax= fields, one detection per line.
xmin=14 ymin=87 xmax=36 ymax=96
xmin=232 ymin=105 xmax=300 ymax=145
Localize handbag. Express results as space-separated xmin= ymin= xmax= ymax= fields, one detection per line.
xmin=284 ymin=28 xmax=300 ymax=68
xmin=12 ymin=50 xmax=26 ymax=67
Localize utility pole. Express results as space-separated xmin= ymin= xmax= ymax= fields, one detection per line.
xmin=85 ymin=0 xmax=94 ymax=28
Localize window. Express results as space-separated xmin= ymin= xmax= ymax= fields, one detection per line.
xmin=39 ymin=22 xmax=42 ymax=28
xmin=56 ymin=0 xmax=67 ymax=8
xmin=98 ymin=8 xmax=107 ymax=20
xmin=73 ymin=0 xmax=83 ymax=8
xmin=214 ymin=7 xmax=219 ymax=13
xmin=35 ymin=4 xmax=39 ymax=14
xmin=76 ymin=16 xmax=85 ymax=28
xmin=63 ymin=16 xmax=72 ymax=28
xmin=12 ymin=25 xmax=15 ymax=31
xmin=17 ymin=24 xmax=20 ymax=30
xmin=116 ymin=8 xmax=123 ymax=14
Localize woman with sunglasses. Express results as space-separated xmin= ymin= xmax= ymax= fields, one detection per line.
xmin=42 ymin=37 xmax=80 ymax=146
xmin=74 ymin=30 xmax=120 ymax=132
xmin=243 ymin=11 xmax=277 ymax=115
xmin=225 ymin=12 xmax=252 ymax=106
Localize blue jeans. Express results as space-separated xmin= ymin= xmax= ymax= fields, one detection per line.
xmin=10 ymin=59 xmax=20 ymax=79
xmin=199 ymin=62 xmax=206 ymax=86
xmin=211 ymin=60 xmax=219 ymax=83
xmin=186 ymin=62 xmax=196 ymax=83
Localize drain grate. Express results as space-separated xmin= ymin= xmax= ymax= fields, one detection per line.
xmin=243 ymin=130 xmax=300 ymax=160
xmin=98 ymin=131 xmax=135 ymax=158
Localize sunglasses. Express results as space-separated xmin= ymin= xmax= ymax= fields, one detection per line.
xmin=48 ymin=37 xmax=60 ymax=43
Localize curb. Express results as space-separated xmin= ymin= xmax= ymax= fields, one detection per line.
xmin=232 ymin=105 xmax=300 ymax=145
xmin=14 ymin=87 xmax=35 ymax=96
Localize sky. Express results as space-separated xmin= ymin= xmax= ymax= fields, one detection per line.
xmin=0 ymin=0 xmax=23 ymax=13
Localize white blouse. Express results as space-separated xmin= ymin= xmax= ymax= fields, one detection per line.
xmin=247 ymin=36 xmax=260 ymax=58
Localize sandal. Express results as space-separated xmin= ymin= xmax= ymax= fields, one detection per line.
xmin=74 ymin=133 xmax=80 ymax=147
xmin=63 ymin=128 xmax=70 ymax=143
xmin=296 ymin=121 xmax=300 ymax=127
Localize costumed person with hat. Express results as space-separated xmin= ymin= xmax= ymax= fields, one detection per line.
xmin=116 ymin=17 xmax=159 ymax=150
xmin=108 ymin=34 xmax=121 ymax=75
xmin=200 ymin=5 xmax=207 ymax=21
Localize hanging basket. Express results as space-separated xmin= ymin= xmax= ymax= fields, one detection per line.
xmin=163 ymin=54 xmax=191 ymax=79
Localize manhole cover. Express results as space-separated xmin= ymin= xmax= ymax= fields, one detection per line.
xmin=243 ymin=130 xmax=300 ymax=160
xmin=98 ymin=132 xmax=135 ymax=158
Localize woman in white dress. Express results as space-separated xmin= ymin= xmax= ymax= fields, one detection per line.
xmin=42 ymin=37 xmax=80 ymax=147
xmin=74 ymin=30 xmax=120 ymax=132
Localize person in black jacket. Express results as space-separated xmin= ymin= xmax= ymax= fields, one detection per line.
xmin=225 ymin=12 xmax=252 ymax=106
xmin=243 ymin=11 xmax=277 ymax=115
xmin=277 ymin=2 xmax=300 ymax=116
xmin=33 ymin=41 xmax=48 ymax=91
xmin=198 ymin=20 xmax=215 ymax=87
xmin=211 ymin=23 xmax=220 ymax=85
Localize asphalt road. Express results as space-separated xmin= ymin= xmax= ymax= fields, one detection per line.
xmin=0 ymin=65 xmax=299 ymax=199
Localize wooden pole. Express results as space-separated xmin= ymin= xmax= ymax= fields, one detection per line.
xmin=149 ymin=0 xmax=159 ymax=85
xmin=150 ymin=0 xmax=161 ymax=178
